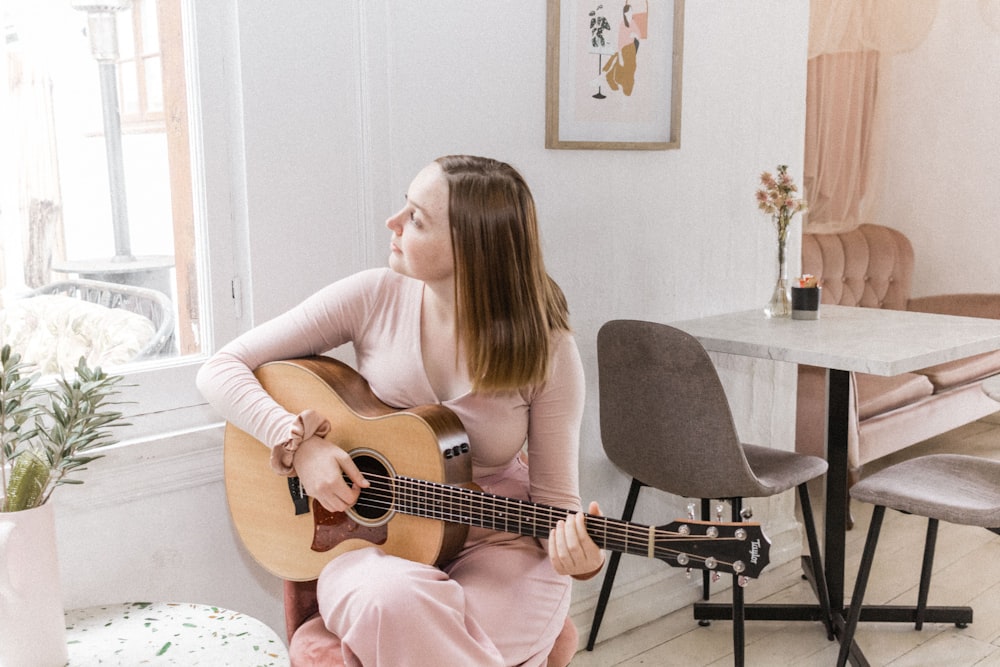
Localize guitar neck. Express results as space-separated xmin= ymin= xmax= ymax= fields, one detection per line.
xmin=364 ymin=474 xmax=760 ymax=569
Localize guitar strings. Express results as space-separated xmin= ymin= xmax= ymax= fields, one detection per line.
xmin=357 ymin=472 xmax=732 ymax=542
xmin=343 ymin=471 xmax=751 ymax=570
xmin=360 ymin=474 xmax=738 ymax=567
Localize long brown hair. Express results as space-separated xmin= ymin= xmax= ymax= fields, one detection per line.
xmin=435 ymin=155 xmax=570 ymax=392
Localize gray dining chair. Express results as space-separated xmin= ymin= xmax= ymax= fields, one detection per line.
xmin=586 ymin=319 xmax=832 ymax=666
xmin=836 ymin=454 xmax=1000 ymax=667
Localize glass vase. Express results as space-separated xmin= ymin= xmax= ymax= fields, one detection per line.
xmin=763 ymin=243 xmax=791 ymax=318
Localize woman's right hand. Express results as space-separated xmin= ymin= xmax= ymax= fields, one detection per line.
xmin=292 ymin=434 xmax=370 ymax=512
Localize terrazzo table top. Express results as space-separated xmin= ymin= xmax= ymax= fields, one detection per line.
xmin=65 ymin=602 xmax=289 ymax=666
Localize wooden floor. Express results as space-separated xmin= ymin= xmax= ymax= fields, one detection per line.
xmin=574 ymin=411 xmax=1000 ymax=666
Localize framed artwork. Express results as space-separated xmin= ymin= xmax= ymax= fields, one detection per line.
xmin=545 ymin=0 xmax=684 ymax=150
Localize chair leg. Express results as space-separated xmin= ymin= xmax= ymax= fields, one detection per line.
xmin=701 ymin=498 xmax=711 ymax=602
xmin=698 ymin=499 xmax=713 ymax=627
xmin=837 ymin=505 xmax=886 ymax=667
xmin=586 ymin=477 xmax=645 ymax=651
xmin=915 ymin=518 xmax=938 ymax=631
xmin=797 ymin=482 xmax=834 ymax=640
xmin=732 ymin=575 xmax=745 ymax=667
xmin=731 ymin=498 xmax=745 ymax=667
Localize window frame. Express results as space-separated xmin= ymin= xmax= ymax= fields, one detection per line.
xmin=107 ymin=0 xmax=246 ymax=445
xmin=117 ymin=0 xmax=165 ymax=131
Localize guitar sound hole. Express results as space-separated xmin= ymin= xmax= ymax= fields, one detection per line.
xmin=351 ymin=453 xmax=392 ymax=522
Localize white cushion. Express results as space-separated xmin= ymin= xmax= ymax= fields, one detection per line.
xmin=0 ymin=294 xmax=155 ymax=375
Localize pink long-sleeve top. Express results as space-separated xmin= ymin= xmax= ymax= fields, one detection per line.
xmin=196 ymin=268 xmax=585 ymax=513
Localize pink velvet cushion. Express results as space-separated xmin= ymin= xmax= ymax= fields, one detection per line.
xmin=854 ymin=372 xmax=933 ymax=420
xmin=289 ymin=613 xmax=346 ymax=667
xmin=914 ymin=349 xmax=1000 ymax=391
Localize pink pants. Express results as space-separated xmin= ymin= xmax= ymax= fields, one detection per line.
xmin=316 ymin=458 xmax=572 ymax=666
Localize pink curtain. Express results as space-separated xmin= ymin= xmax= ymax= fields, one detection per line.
xmin=802 ymin=51 xmax=879 ymax=234
xmin=981 ymin=0 xmax=1000 ymax=33
xmin=803 ymin=0 xmax=939 ymax=234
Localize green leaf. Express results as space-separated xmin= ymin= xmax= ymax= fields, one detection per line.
xmin=5 ymin=451 xmax=51 ymax=511
xmin=2 ymin=345 xmax=129 ymax=509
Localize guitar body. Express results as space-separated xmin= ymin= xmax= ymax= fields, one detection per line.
xmin=224 ymin=356 xmax=473 ymax=581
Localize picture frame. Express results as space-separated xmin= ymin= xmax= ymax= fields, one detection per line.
xmin=545 ymin=0 xmax=684 ymax=150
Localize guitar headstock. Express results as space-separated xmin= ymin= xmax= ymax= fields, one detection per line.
xmin=654 ymin=519 xmax=770 ymax=579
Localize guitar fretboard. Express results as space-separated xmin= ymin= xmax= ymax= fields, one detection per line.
xmin=356 ymin=472 xmax=756 ymax=570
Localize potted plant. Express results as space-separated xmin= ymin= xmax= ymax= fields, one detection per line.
xmin=1 ymin=343 xmax=128 ymax=666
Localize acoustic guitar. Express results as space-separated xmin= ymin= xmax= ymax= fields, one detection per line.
xmin=224 ymin=356 xmax=771 ymax=582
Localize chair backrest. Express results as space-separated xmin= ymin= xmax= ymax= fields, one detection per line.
xmin=597 ymin=319 xmax=765 ymax=499
xmin=801 ymin=223 xmax=913 ymax=310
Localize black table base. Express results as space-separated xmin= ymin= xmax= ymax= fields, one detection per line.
xmin=692 ymin=602 xmax=972 ymax=625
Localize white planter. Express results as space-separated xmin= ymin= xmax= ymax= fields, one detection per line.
xmin=0 ymin=502 xmax=68 ymax=667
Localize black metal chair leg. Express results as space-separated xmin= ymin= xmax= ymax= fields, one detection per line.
xmin=586 ymin=477 xmax=645 ymax=650
xmin=587 ymin=550 xmax=623 ymax=651
xmin=837 ymin=505 xmax=886 ymax=667
xmin=798 ymin=482 xmax=834 ymax=640
xmin=731 ymin=499 xmax=745 ymax=667
xmin=732 ymin=573 xmax=745 ymax=667
xmin=915 ymin=518 xmax=938 ymax=631
xmin=698 ymin=498 xmax=713 ymax=627
xmin=701 ymin=498 xmax=711 ymax=601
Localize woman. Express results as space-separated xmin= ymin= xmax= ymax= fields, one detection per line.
xmin=197 ymin=155 xmax=604 ymax=666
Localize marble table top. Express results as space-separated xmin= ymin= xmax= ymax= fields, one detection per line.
xmin=671 ymin=305 xmax=1000 ymax=376
xmin=65 ymin=602 xmax=289 ymax=665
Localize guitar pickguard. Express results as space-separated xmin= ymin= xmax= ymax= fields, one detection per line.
xmin=311 ymin=501 xmax=388 ymax=553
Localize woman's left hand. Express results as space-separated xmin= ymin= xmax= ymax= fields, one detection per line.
xmin=549 ymin=501 xmax=606 ymax=580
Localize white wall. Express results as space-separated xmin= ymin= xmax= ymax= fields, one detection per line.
xmin=873 ymin=3 xmax=1000 ymax=297
xmin=54 ymin=0 xmax=812 ymax=645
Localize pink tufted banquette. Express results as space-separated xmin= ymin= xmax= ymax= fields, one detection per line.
xmin=796 ymin=224 xmax=1000 ymax=492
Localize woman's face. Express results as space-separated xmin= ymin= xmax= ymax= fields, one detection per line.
xmin=386 ymin=162 xmax=454 ymax=285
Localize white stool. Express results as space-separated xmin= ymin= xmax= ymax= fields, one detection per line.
xmin=65 ymin=601 xmax=288 ymax=665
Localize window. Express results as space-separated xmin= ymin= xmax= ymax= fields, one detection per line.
xmin=117 ymin=0 xmax=164 ymax=129
xmin=1 ymin=1 xmax=242 ymax=439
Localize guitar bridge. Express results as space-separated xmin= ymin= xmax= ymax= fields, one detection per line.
xmin=288 ymin=477 xmax=310 ymax=515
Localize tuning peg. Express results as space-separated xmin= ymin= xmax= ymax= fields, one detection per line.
xmin=715 ymin=503 xmax=725 ymax=521
xmin=740 ymin=507 xmax=754 ymax=520
xmin=738 ymin=575 xmax=750 ymax=588
xmin=686 ymin=503 xmax=696 ymax=520
xmin=711 ymin=571 xmax=721 ymax=583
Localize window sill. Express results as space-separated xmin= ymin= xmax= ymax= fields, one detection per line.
xmin=55 ymin=420 xmax=227 ymax=513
